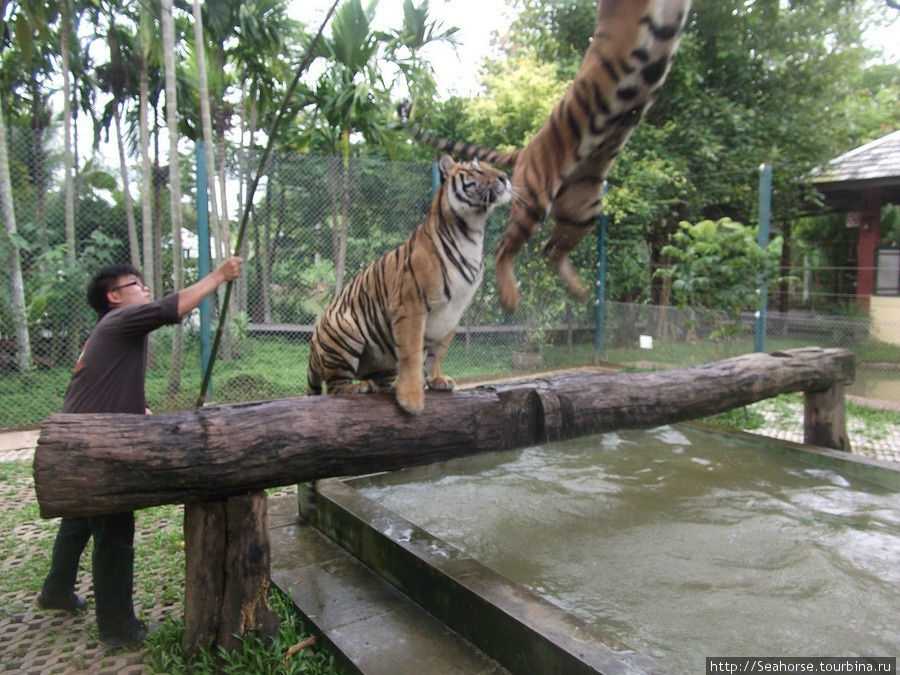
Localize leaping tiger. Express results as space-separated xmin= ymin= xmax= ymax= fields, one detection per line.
xmin=398 ymin=0 xmax=691 ymax=312
xmin=307 ymin=155 xmax=511 ymax=415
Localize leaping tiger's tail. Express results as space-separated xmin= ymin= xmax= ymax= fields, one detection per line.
xmin=396 ymin=100 xmax=520 ymax=167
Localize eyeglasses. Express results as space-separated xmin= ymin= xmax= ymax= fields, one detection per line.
xmin=111 ymin=280 xmax=144 ymax=291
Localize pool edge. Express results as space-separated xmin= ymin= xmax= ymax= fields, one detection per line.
xmin=298 ymin=478 xmax=663 ymax=675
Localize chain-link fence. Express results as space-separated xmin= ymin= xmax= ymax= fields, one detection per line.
xmin=2 ymin=142 xmax=898 ymax=429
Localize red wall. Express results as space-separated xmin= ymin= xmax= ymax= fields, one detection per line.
xmin=853 ymin=189 xmax=883 ymax=310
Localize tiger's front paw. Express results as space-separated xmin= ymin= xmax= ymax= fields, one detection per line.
xmin=426 ymin=375 xmax=456 ymax=391
xmin=395 ymin=382 xmax=425 ymax=415
xmin=497 ymin=278 xmax=521 ymax=313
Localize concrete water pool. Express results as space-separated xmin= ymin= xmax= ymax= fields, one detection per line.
xmin=295 ymin=424 xmax=900 ymax=673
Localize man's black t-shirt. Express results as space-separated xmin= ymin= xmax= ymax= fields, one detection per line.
xmin=61 ymin=294 xmax=180 ymax=414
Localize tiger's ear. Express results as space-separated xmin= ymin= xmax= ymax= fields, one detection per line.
xmin=438 ymin=154 xmax=454 ymax=183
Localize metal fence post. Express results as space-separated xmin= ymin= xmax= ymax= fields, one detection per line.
xmin=196 ymin=141 xmax=212 ymax=399
xmin=431 ymin=161 xmax=441 ymax=197
xmin=594 ymin=181 xmax=609 ymax=359
xmin=754 ymin=163 xmax=772 ymax=353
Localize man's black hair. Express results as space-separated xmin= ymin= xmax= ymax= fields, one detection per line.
xmin=87 ymin=264 xmax=142 ymax=317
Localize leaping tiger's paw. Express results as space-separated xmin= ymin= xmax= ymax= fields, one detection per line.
xmin=567 ymin=276 xmax=591 ymax=301
xmin=498 ymin=284 xmax=521 ymax=313
xmin=395 ymin=385 xmax=425 ymax=415
xmin=426 ymin=375 xmax=456 ymax=391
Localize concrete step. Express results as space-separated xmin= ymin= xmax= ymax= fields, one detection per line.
xmin=268 ymin=494 xmax=509 ymax=675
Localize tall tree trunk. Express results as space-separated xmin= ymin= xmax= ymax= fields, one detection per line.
xmin=0 ymin=106 xmax=32 ymax=372
xmin=139 ymin=54 xmax=156 ymax=294
xmin=61 ymin=0 xmax=76 ymax=266
xmin=138 ymin=53 xmax=157 ymax=369
xmin=152 ymin=106 xmax=164 ymax=299
xmin=115 ymin=104 xmax=141 ymax=269
xmin=215 ymin=110 xmax=230 ymax=261
xmin=258 ymin=157 xmax=274 ymax=323
xmin=334 ymin=128 xmax=352 ymax=295
xmin=191 ymin=0 xmax=222 ymax=267
xmin=30 ymin=83 xmax=49 ymax=262
xmin=161 ymin=0 xmax=183 ymax=398
xmin=62 ymin=0 xmax=82 ymax=363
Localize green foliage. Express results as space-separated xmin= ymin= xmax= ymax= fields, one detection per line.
xmin=145 ymin=591 xmax=339 ymax=674
xmin=656 ymin=218 xmax=782 ymax=316
xmin=464 ymin=49 xmax=569 ymax=149
xmin=507 ymin=0 xmax=595 ymax=78
xmin=26 ymin=231 xmax=123 ymax=367
xmin=299 ymin=0 xmax=458 ymax=158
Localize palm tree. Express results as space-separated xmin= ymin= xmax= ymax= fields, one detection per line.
xmin=383 ymin=0 xmax=459 ymax=101
xmin=136 ymin=2 xmax=159 ymax=298
xmin=193 ymin=0 xmax=295 ymax=356
xmin=59 ymin=0 xmax=76 ymax=265
xmin=191 ymin=0 xmax=221 ymax=267
xmin=0 ymin=102 xmax=32 ymax=372
xmin=160 ymin=0 xmax=184 ymax=396
xmin=201 ymin=0 xmax=295 ymax=257
xmin=306 ymin=0 xmax=458 ymax=293
xmin=95 ymin=18 xmax=141 ymax=269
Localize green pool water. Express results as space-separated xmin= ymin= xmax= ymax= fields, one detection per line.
xmin=355 ymin=426 xmax=900 ymax=671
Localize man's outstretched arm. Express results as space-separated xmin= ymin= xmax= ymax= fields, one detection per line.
xmin=176 ymin=256 xmax=243 ymax=318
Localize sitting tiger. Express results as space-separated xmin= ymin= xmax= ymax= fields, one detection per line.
xmin=307 ymin=155 xmax=511 ymax=415
xmin=398 ymin=0 xmax=690 ymax=312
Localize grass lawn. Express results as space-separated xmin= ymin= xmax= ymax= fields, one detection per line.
xmin=3 ymin=331 xmax=898 ymax=428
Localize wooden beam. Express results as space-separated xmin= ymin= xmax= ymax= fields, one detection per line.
xmin=33 ymin=347 xmax=853 ymax=518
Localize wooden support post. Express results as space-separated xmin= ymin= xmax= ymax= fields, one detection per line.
xmin=183 ymin=491 xmax=278 ymax=655
xmin=804 ymin=383 xmax=851 ymax=452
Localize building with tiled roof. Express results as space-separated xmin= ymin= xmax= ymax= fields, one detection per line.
xmin=811 ymin=130 xmax=900 ymax=211
xmin=811 ymin=129 xmax=900 ymax=343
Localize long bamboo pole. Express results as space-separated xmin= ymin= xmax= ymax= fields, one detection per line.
xmin=196 ymin=0 xmax=341 ymax=405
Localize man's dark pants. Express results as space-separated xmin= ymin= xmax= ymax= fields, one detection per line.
xmin=40 ymin=513 xmax=136 ymax=636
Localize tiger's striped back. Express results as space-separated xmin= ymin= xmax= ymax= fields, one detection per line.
xmin=307 ymin=155 xmax=511 ymax=415
xmin=399 ymin=0 xmax=690 ymax=312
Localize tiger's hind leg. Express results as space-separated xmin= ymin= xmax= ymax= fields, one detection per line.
xmin=541 ymin=178 xmax=606 ymax=301
xmin=357 ymin=370 xmax=396 ymax=393
xmin=326 ymin=378 xmax=379 ymax=395
xmin=540 ymin=220 xmax=595 ymax=301
xmin=309 ymin=321 xmax=372 ymax=395
xmin=495 ymin=198 xmax=548 ymax=313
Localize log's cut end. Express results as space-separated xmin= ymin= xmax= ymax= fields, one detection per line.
xmin=33 ymin=347 xmax=855 ymax=518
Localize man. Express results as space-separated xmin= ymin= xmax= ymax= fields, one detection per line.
xmin=37 ymin=257 xmax=243 ymax=647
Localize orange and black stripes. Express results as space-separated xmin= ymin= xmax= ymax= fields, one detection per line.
xmin=307 ymin=155 xmax=511 ymax=414
xmin=398 ymin=0 xmax=690 ymax=312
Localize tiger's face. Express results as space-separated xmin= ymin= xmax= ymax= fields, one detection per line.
xmin=440 ymin=156 xmax=512 ymax=219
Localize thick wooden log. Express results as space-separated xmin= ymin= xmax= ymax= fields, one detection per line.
xmin=34 ymin=347 xmax=854 ymax=518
